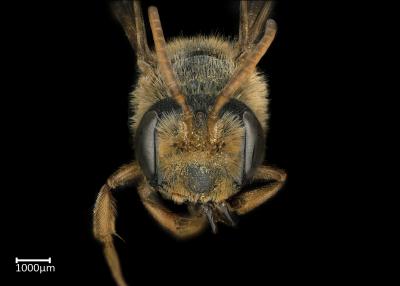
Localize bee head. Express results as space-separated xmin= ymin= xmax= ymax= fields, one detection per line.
xmin=135 ymin=98 xmax=264 ymax=204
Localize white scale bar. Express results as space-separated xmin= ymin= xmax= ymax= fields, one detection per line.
xmin=15 ymin=257 xmax=51 ymax=264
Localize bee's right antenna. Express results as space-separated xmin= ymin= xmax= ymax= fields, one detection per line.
xmin=148 ymin=6 xmax=193 ymax=136
xmin=207 ymin=19 xmax=277 ymax=141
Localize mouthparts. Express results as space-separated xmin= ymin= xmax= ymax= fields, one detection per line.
xmin=200 ymin=202 xmax=236 ymax=233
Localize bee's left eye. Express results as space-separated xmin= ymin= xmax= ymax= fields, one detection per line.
xmin=135 ymin=111 xmax=158 ymax=184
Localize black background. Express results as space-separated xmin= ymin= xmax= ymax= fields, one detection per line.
xmin=3 ymin=0 xmax=353 ymax=285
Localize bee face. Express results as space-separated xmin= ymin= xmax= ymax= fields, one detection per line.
xmin=135 ymin=97 xmax=265 ymax=204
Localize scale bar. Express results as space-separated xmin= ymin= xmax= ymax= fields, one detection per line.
xmin=15 ymin=257 xmax=51 ymax=264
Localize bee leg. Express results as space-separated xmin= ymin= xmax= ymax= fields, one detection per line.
xmin=229 ymin=165 xmax=287 ymax=215
xmin=93 ymin=163 xmax=142 ymax=286
xmin=138 ymin=184 xmax=207 ymax=239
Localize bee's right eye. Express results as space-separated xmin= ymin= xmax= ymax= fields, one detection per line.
xmin=135 ymin=111 xmax=158 ymax=184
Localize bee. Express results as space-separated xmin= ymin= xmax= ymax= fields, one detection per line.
xmin=93 ymin=1 xmax=287 ymax=285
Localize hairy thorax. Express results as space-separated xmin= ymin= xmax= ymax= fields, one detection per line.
xmin=130 ymin=36 xmax=270 ymax=133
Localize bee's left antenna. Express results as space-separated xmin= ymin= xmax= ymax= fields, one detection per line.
xmin=207 ymin=18 xmax=277 ymax=141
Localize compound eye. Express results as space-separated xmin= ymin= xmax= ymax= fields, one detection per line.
xmin=243 ymin=111 xmax=265 ymax=180
xmin=135 ymin=111 xmax=158 ymax=182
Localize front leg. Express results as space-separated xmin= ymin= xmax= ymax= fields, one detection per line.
xmin=138 ymin=184 xmax=207 ymax=239
xmin=229 ymin=165 xmax=287 ymax=215
xmin=93 ymin=163 xmax=142 ymax=286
